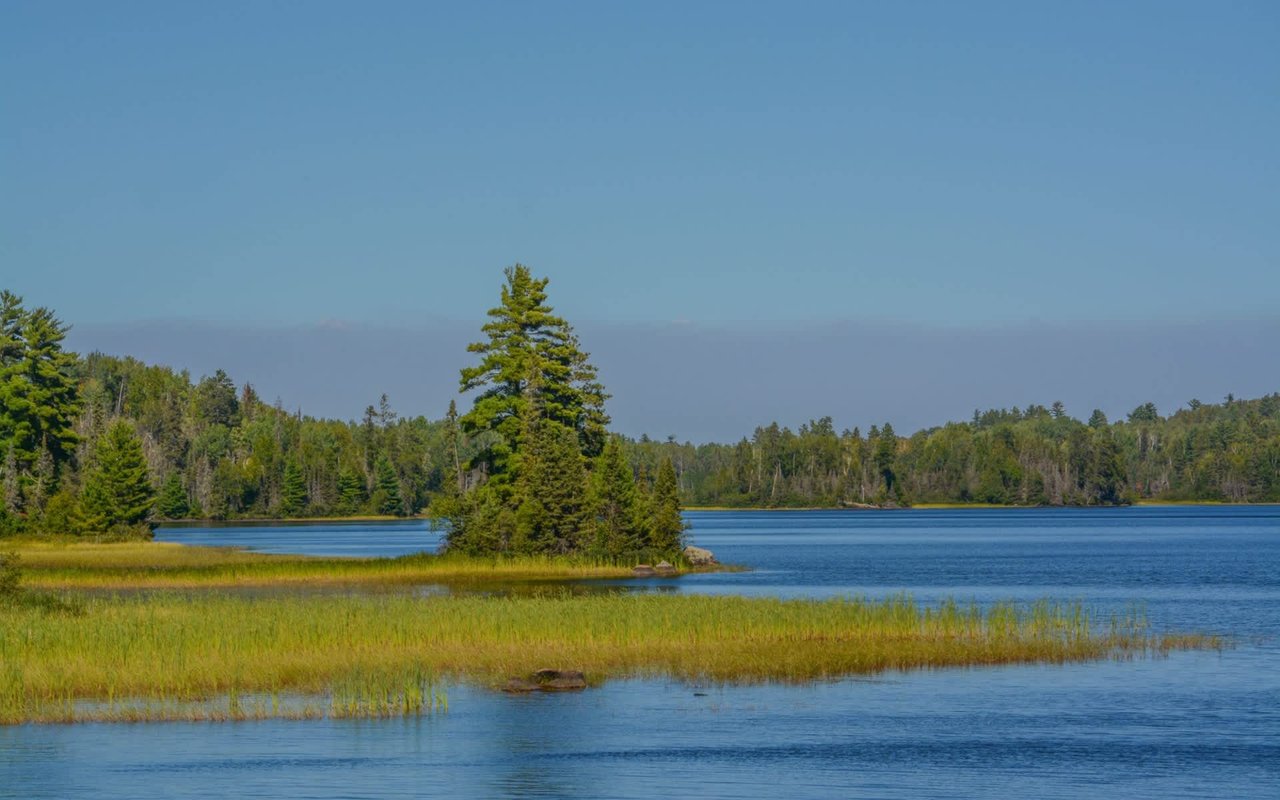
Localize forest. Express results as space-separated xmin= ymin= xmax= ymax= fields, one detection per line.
xmin=1 ymin=284 xmax=1277 ymax=541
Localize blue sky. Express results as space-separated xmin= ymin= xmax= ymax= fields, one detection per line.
xmin=3 ymin=2 xmax=1277 ymax=437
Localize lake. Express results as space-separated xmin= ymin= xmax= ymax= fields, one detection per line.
xmin=3 ymin=506 xmax=1277 ymax=798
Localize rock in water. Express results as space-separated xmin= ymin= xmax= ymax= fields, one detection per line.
xmin=533 ymin=669 xmax=587 ymax=691
xmin=655 ymin=560 xmax=676 ymax=575
xmin=632 ymin=564 xmax=657 ymax=577
xmin=683 ymin=545 xmax=717 ymax=566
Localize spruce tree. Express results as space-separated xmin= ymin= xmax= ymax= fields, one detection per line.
xmin=589 ymin=437 xmax=643 ymax=557
xmin=649 ymin=458 xmax=686 ymax=554
xmin=155 ymin=472 xmax=189 ymax=519
xmin=373 ymin=455 xmax=402 ymax=515
xmin=337 ymin=467 xmax=366 ymax=514
xmin=80 ymin=420 xmax=154 ymax=533
xmin=280 ymin=461 xmax=307 ymax=517
xmin=515 ymin=420 xmax=589 ymax=555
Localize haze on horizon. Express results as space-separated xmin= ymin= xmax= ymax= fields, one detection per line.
xmin=5 ymin=2 xmax=1278 ymax=440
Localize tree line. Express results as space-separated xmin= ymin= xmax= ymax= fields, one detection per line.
xmin=1 ymin=283 xmax=1277 ymax=543
xmin=622 ymin=396 xmax=1280 ymax=507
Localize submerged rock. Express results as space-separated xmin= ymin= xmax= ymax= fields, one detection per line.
xmin=683 ymin=545 xmax=717 ymax=566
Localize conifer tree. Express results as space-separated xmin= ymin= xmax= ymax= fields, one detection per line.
xmin=337 ymin=467 xmax=366 ymax=514
xmin=589 ymin=437 xmax=643 ymax=557
xmin=373 ymin=455 xmax=402 ymax=515
xmin=458 ymin=265 xmax=609 ymax=486
xmin=280 ymin=460 xmax=307 ymax=517
xmin=649 ymin=458 xmax=686 ymax=554
xmin=515 ymin=419 xmax=589 ymax=555
xmin=80 ymin=420 xmax=154 ymax=533
xmin=0 ymin=294 xmax=80 ymax=495
xmin=155 ymin=472 xmax=189 ymax=519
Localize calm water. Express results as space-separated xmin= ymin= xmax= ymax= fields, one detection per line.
xmin=3 ymin=506 xmax=1278 ymax=798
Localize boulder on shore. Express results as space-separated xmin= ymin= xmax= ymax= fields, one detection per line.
xmin=632 ymin=564 xmax=657 ymax=577
xmin=504 ymin=669 xmax=588 ymax=693
xmin=533 ymin=669 xmax=587 ymax=691
xmin=654 ymin=560 xmax=676 ymax=574
xmin=683 ymin=545 xmax=717 ymax=566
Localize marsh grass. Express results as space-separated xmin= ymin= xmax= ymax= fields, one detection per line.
xmin=0 ymin=591 xmax=1218 ymax=724
xmin=8 ymin=540 xmax=648 ymax=589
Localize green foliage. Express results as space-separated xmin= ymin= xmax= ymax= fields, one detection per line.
xmin=155 ymin=473 xmax=190 ymax=520
xmin=373 ymin=455 xmax=403 ymax=516
xmin=649 ymin=458 xmax=686 ymax=553
xmin=587 ymin=437 xmax=642 ymax=556
xmin=458 ymin=265 xmax=609 ymax=486
xmin=515 ymin=421 xmax=590 ymax=555
xmin=79 ymin=420 xmax=155 ymax=533
xmin=0 ymin=292 xmax=80 ymax=514
xmin=280 ymin=461 xmax=307 ymax=517
xmin=621 ymin=393 xmax=1280 ymax=507
xmin=337 ymin=467 xmax=366 ymax=515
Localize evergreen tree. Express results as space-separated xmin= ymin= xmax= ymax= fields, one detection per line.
xmin=80 ymin=420 xmax=154 ymax=533
xmin=458 ymin=265 xmax=609 ymax=486
xmin=280 ymin=460 xmax=307 ymax=517
xmin=1088 ymin=409 xmax=1109 ymax=429
xmin=589 ymin=437 xmax=643 ymax=556
xmin=649 ymin=457 xmax=686 ymax=554
xmin=155 ymin=472 xmax=189 ymax=519
xmin=0 ymin=294 xmax=80 ymax=496
xmin=874 ymin=423 xmax=898 ymax=496
xmin=373 ymin=455 xmax=403 ymax=515
xmin=337 ymin=467 xmax=366 ymax=514
xmin=515 ymin=420 xmax=589 ymax=555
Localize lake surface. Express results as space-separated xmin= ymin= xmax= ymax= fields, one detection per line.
xmin=4 ymin=506 xmax=1278 ymax=798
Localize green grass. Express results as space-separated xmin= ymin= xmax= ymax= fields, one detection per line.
xmin=7 ymin=540 xmax=648 ymax=589
xmin=0 ymin=590 xmax=1218 ymax=724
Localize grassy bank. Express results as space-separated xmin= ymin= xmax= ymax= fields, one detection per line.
xmin=7 ymin=541 xmax=641 ymax=589
xmin=0 ymin=590 xmax=1217 ymax=723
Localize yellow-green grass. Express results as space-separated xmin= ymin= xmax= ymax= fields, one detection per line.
xmin=0 ymin=591 xmax=1217 ymax=723
xmin=7 ymin=541 xmax=644 ymax=589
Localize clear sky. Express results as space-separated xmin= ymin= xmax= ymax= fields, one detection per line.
xmin=3 ymin=2 xmax=1277 ymax=438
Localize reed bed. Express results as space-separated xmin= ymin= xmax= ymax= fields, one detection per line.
xmin=0 ymin=591 xmax=1218 ymax=724
xmin=9 ymin=541 xmax=641 ymax=589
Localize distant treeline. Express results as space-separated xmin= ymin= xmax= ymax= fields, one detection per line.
xmin=622 ymin=397 xmax=1280 ymax=507
xmin=2 ymin=288 xmax=1277 ymax=538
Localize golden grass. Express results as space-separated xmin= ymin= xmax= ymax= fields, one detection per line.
xmin=9 ymin=540 xmax=642 ymax=589
xmin=0 ymin=591 xmax=1218 ymax=724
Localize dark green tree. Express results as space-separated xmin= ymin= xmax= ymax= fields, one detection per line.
xmin=155 ymin=472 xmax=190 ymax=519
xmin=515 ymin=419 xmax=589 ymax=555
xmin=80 ymin=420 xmax=155 ymax=533
xmin=373 ymin=455 xmax=403 ymax=515
xmin=588 ymin=437 xmax=643 ymax=556
xmin=0 ymin=294 xmax=80 ymax=497
xmin=1088 ymin=409 xmax=1109 ymax=429
xmin=649 ymin=457 xmax=686 ymax=554
xmin=874 ymin=423 xmax=898 ymax=496
xmin=337 ymin=467 xmax=367 ymax=514
xmin=280 ymin=460 xmax=307 ymax=517
xmin=458 ymin=265 xmax=609 ymax=486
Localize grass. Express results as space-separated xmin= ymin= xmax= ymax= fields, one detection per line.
xmin=7 ymin=540 xmax=646 ymax=589
xmin=0 ymin=589 xmax=1219 ymax=724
